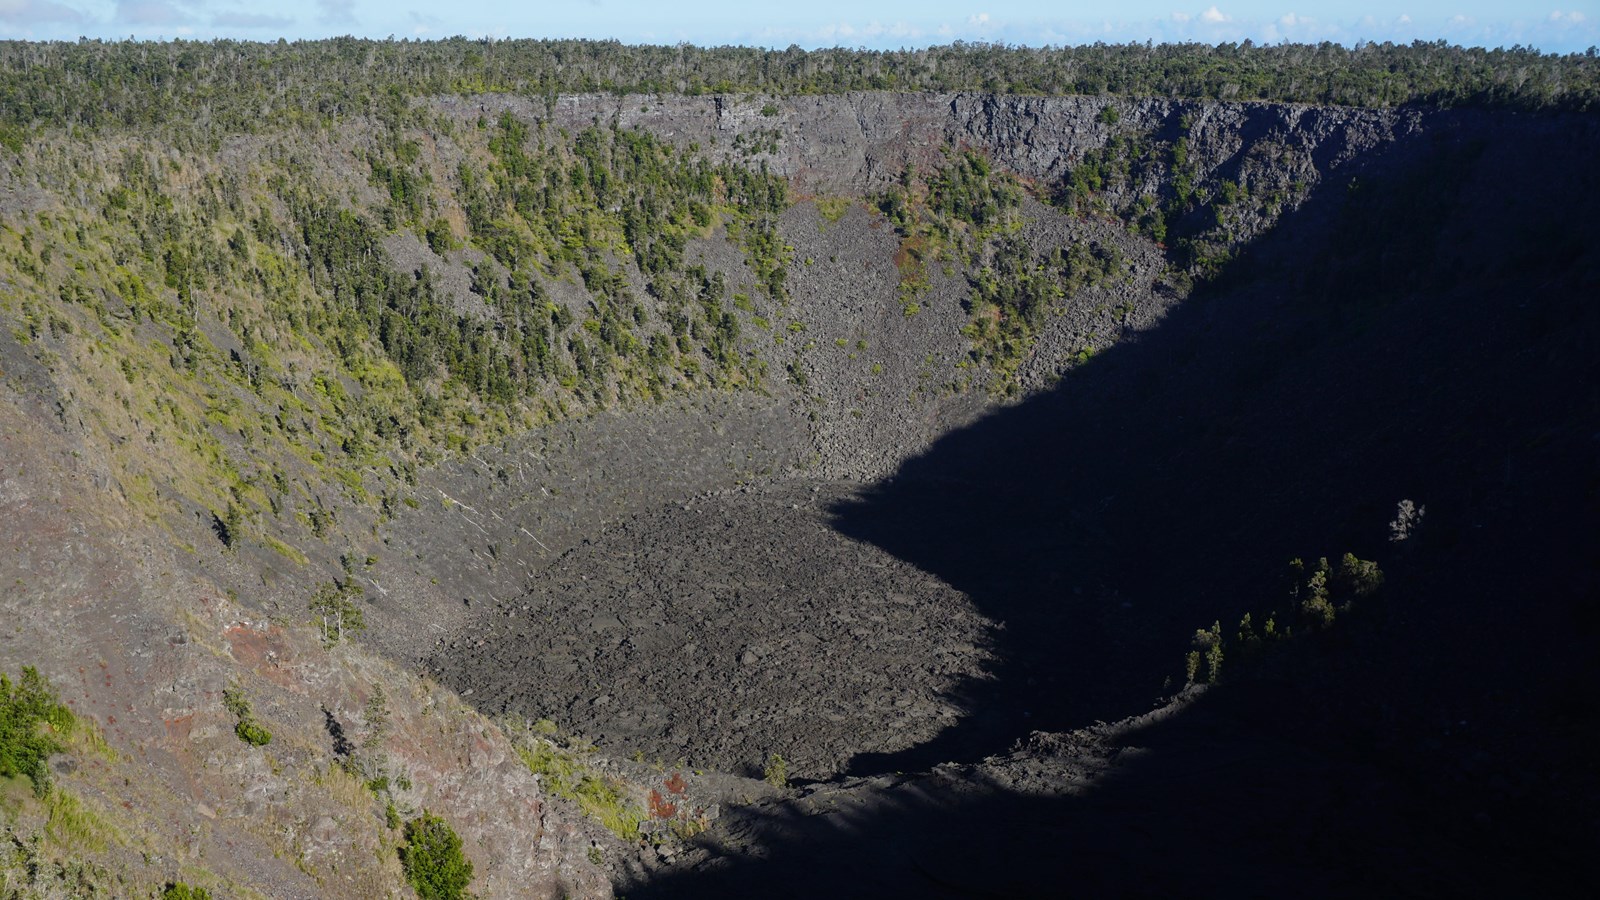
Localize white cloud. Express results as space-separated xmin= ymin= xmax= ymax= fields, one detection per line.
xmin=1549 ymin=10 xmax=1587 ymax=24
xmin=117 ymin=0 xmax=184 ymax=25
xmin=1397 ymin=14 xmax=1411 ymax=24
xmin=968 ymin=12 xmax=990 ymax=26
xmin=1279 ymin=13 xmax=1299 ymax=27
xmin=317 ymin=0 xmax=355 ymax=25
xmin=1170 ymin=11 xmax=1191 ymax=22
xmin=407 ymin=10 xmax=438 ymax=35
xmin=1201 ymin=6 xmax=1227 ymax=23
xmin=0 ymin=0 xmax=87 ymax=25
xmin=213 ymin=11 xmax=294 ymax=29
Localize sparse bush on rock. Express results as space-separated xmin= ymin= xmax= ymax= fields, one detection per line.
xmin=399 ymin=811 xmax=474 ymax=900
xmin=221 ymin=685 xmax=271 ymax=748
xmin=0 ymin=667 xmax=74 ymax=797
xmin=763 ymin=753 xmax=789 ymax=789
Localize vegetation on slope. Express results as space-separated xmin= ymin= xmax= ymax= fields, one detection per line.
xmin=0 ymin=668 xmax=74 ymax=797
xmin=1184 ymin=553 xmax=1385 ymax=685
xmin=513 ymin=720 xmax=646 ymax=842
xmin=0 ymin=99 xmax=787 ymax=558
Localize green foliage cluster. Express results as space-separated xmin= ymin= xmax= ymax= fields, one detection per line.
xmin=309 ymin=578 xmax=366 ymax=646
xmin=399 ymin=811 xmax=474 ymax=900
xmin=1185 ymin=553 xmax=1385 ymax=685
xmin=1051 ymin=114 xmax=1284 ymax=280
xmin=962 ymin=236 xmax=1125 ymax=396
xmin=0 ymin=668 xmax=73 ymax=797
xmin=1285 ymin=553 xmax=1386 ymax=630
xmin=877 ymin=148 xmax=1023 ymax=315
xmin=161 ymin=883 xmax=213 ymax=900
xmin=221 ymin=685 xmax=271 ymax=747
xmin=924 ymin=149 xmax=1023 ymax=235
xmin=291 ymin=113 xmax=786 ymax=413
xmin=1057 ymin=131 xmax=1155 ymax=218
xmin=763 ymin=753 xmax=789 ymax=789
xmin=1186 ymin=622 xmax=1225 ymax=684
xmin=875 ymin=146 xmax=1136 ymax=394
xmin=880 ymin=149 xmax=1023 ymax=251
xmin=1 ymin=39 xmax=1595 ymax=139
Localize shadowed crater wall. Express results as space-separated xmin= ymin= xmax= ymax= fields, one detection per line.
xmin=627 ymin=112 xmax=1600 ymax=895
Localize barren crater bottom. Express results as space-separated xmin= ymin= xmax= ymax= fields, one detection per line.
xmin=428 ymin=480 xmax=995 ymax=780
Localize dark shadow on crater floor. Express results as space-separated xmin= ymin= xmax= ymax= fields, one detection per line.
xmin=629 ymin=111 xmax=1600 ymax=896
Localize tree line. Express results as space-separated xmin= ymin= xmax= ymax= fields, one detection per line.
xmin=0 ymin=38 xmax=1596 ymax=140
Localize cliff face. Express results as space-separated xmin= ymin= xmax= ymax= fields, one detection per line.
xmin=525 ymin=91 xmax=1416 ymax=191
xmin=2 ymin=86 xmax=1598 ymax=896
xmin=443 ymin=89 xmax=1431 ymax=295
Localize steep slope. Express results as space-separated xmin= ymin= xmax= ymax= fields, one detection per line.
xmin=0 ymin=329 xmax=610 ymax=895
xmin=421 ymin=96 xmax=1493 ymax=772
xmin=1 ymin=63 xmax=1596 ymax=896
xmin=625 ymin=109 xmax=1600 ymax=894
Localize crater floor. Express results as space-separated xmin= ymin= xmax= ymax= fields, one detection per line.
xmin=428 ymin=479 xmax=995 ymax=779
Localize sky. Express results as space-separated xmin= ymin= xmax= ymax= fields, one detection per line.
xmin=1 ymin=0 xmax=1595 ymax=53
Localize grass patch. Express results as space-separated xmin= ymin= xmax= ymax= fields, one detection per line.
xmin=514 ymin=735 xmax=645 ymax=842
xmin=45 ymin=789 xmax=115 ymax=851
xmin=262 ymin=534 xmax=309 ymax=564
xmin=815 ymin=196 xmax=852 ymax=224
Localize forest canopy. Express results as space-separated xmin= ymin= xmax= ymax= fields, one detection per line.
xmin=0 ymin=38 xmax=1596 ymax=138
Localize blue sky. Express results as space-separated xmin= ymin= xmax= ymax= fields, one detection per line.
xmin=1 ymin=1 xmax=1595 ymax=53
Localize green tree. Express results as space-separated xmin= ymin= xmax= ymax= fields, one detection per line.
xmin=0 ymin=667 xmax=73 ymax=797
xmin=310 ymin=579 xmax=366 ymax=646
xmin=399 ymin=811 xmax=475 ymax=900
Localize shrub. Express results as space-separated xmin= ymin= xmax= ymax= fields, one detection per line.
xmin=221 ymin=685 xmax=271 ymax=747
xmin=234 ymin=720 xmax=272 ymax=747
xmin=763 ymin=753 xmax=788 ymax=789
xmin=1335 ymin=552 xmax=1385 ymax=597
xmin=0 ymin=667 xmax=74 ymax=797
xmin=1388 ymin=499 xmax=1425 ymax=543
xmin=162 ymin=882 xmax=213 ymax=900
xmin=399 ymin=811 xmax=475 ymax=900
